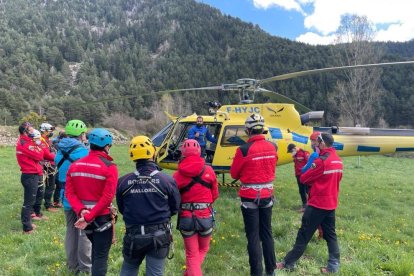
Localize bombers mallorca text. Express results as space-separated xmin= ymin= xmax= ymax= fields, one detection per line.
xmin=127 ymin=178 xmax=160 ymax=194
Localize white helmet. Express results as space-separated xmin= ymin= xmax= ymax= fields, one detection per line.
xmin=31 ymin=129 xmax=41 ymax=139
xmin=245 ymin=113 xmax=265 ymax=129
xmin=40 ymin=122 xmax=55 ymax=132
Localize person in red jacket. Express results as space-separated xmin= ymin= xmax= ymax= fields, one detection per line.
xmin=173 ymin=139 xmax=219 ymax=276
xmin=39 ymin=122 xmax=59 ymax=212
xmin=65 ymin=128 xmax=118 ymax=276
xmin=16 ymin=123 xmax=54 ymax=233
xmin=230 ymin=113 xmax=278 ymax=276
xmin=287 ymin=143 xmax=310 ymax=212
xmin=277 ymin=132 xmax=343 ymax=273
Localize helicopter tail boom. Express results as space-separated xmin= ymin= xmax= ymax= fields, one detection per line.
xmin=312 ymin=127 xmax=414 ymax=157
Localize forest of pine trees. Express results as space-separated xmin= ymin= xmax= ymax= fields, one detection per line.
xmin=0 ymin=0 xmax=414 ymax=133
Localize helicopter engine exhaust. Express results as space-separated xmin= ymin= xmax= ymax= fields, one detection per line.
xmin=300 ymin=111 xmax=324 ymax=124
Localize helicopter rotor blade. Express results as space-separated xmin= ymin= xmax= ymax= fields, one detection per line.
xmin=258 ymin=60 xmax=414 ymax=85
xmin=256 ymin=88 xmax=311 ymax=112
xmin=71 ymin=85 xmax=230 ymax=106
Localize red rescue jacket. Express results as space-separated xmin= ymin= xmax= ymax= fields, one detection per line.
xmin=16 ymin=135 xmax=54 ymax=175
xmin=300 ymin=147 xmax=343 ymax=210
xmin=293 ymin=148 xmax=309 ymax=176
xmin=173 ymin=155 xmax=219 ymax=218
xmin=230 ymin=135 xmax=278 ymax=199
xmin=65 ymin=150 xmax=118 ymax=223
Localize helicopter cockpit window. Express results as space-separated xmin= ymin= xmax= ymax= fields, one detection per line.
xmin=221 ymin=126 xmax=248 ymax=146
xmin=152 ymin=121 xmax=174 ymax=147
xmin=162 ymin=122 xmax=222 ymax=163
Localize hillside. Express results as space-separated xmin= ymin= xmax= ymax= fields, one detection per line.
xmin=0 ymin=0 xmax=414 ymax=132
xmin=0 ymin=126 xmax=128 ymax=146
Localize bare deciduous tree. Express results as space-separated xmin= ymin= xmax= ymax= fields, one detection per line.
xmin=330 ymin=14 xmax=384 ymax=127
xmin=104 ymin=93 xmax=193 ymax=137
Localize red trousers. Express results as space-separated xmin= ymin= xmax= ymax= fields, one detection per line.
xmin=183 ymin=234 xmax=211 ymax=276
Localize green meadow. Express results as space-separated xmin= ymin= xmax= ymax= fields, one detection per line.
xmin=0 ymin=145 xmax=413 ymax=275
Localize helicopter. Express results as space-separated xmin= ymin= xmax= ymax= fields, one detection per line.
xmin=78 ymin=61 xmax=414 ymax=185
xmin=147 ymin=61 xmax=414 ymax=185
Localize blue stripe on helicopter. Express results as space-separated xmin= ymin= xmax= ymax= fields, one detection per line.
xmin=268 ymin=128 xmax=283 ymax=139
xmin=396 ymin=147 xmax=414 ymax=152
xmin=292 ymin=133 xmax=309 ymax=144
xmin=333 ymin=142 xmax=344 ymax=151
xmin=357 ymin=146 xmax=380 ymax=152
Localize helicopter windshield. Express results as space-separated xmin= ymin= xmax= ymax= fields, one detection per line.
xmin=152 ymin=121 xmax=174 ymax=147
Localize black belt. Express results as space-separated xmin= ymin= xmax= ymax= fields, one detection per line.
xmin=127 ymin=222 xmax=170 ymax=236
xmin=181 ymin=202 xmax=211 ymax=211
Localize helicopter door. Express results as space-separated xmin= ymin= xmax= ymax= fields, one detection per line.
xmin=153 ymin=119 xmax=182 ymax=164
xmin=156 ymin=119 xmax=189 ymax=166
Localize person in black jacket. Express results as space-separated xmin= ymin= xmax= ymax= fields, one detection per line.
xmin=117 ymin=135 xmax=180 ymax=276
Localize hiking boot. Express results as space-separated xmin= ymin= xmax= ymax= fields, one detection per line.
xmin=52 ymin=202 xmax=63 ymax=208
xmin=46 ymin=207 xmax=59 ymax=213
xmin=32 ymin=214 xmax=49 ymax=221
xmin=276 ymin=262 xmax=285 ymax=270
xmin=318 ymin=231 xmax=323 ymax=239
xmin=23 ymin=224 xmax=37 ymax=234
xmin=276 ymin=262 xmax=294 ymax=271
xmin=317 ymin=225 xmax=324 ymax=239
xmin=321 ymin=267 xmax=336 ymax=274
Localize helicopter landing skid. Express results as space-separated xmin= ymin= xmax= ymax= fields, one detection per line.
xmin=216 ymin=173 xmax=240 ymax=187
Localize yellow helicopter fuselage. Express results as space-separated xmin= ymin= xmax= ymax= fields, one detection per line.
xmin=154 ymin=103 xmax=414 ymax=174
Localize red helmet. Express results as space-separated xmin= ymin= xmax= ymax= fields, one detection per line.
xmin=180 ymin=139 xmax=201 ymax=157
xmin=310 ymin=131 xmax=321 ymax=141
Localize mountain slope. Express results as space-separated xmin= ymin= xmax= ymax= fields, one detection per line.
xmin=0 ymin=0 xmax=413 ymax=128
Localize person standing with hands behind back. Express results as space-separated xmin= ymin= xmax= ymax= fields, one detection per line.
xmin=188 ymin=116 xmax=217 ymax=157
xmin=66 ymin=128 xmax=118 ymax=276
xmin=230 ymin=113 xmax=278 ymax=276
xmin=117 ymin=136 xmax=180 ymax=276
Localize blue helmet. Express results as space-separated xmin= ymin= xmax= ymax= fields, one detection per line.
xmin=88 ymin=128 xmax=113 ymax=147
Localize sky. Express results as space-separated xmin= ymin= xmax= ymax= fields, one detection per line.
xmin=197 ymin=0 xmax=414 ymax=45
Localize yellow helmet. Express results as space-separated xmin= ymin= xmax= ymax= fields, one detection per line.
xmin=128 ymin=135 xmax=156 ymax=161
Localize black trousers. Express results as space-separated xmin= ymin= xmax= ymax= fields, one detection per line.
xmin=284 ymin=206 xmax=340 ymax=272
xmin=21 ymin=173 xmax=41 ymax=231
xmin=53 ymin=179 xmax=62 ymax=204
xmin=85 ymin=215 xmax=113 ymax=276
xmin=296 ymin=175 xmax=309 ymax=207
xmin=241 ymin=197 xmax=276 ymax=276
xmin=33 ymin=180 xmax=45 ymax=215
xmin=43 ymin=170 xmax=56 ymax=208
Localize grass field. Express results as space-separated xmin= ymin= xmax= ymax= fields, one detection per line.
xmin=0 ymin=145 xmax=413 ymax=276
